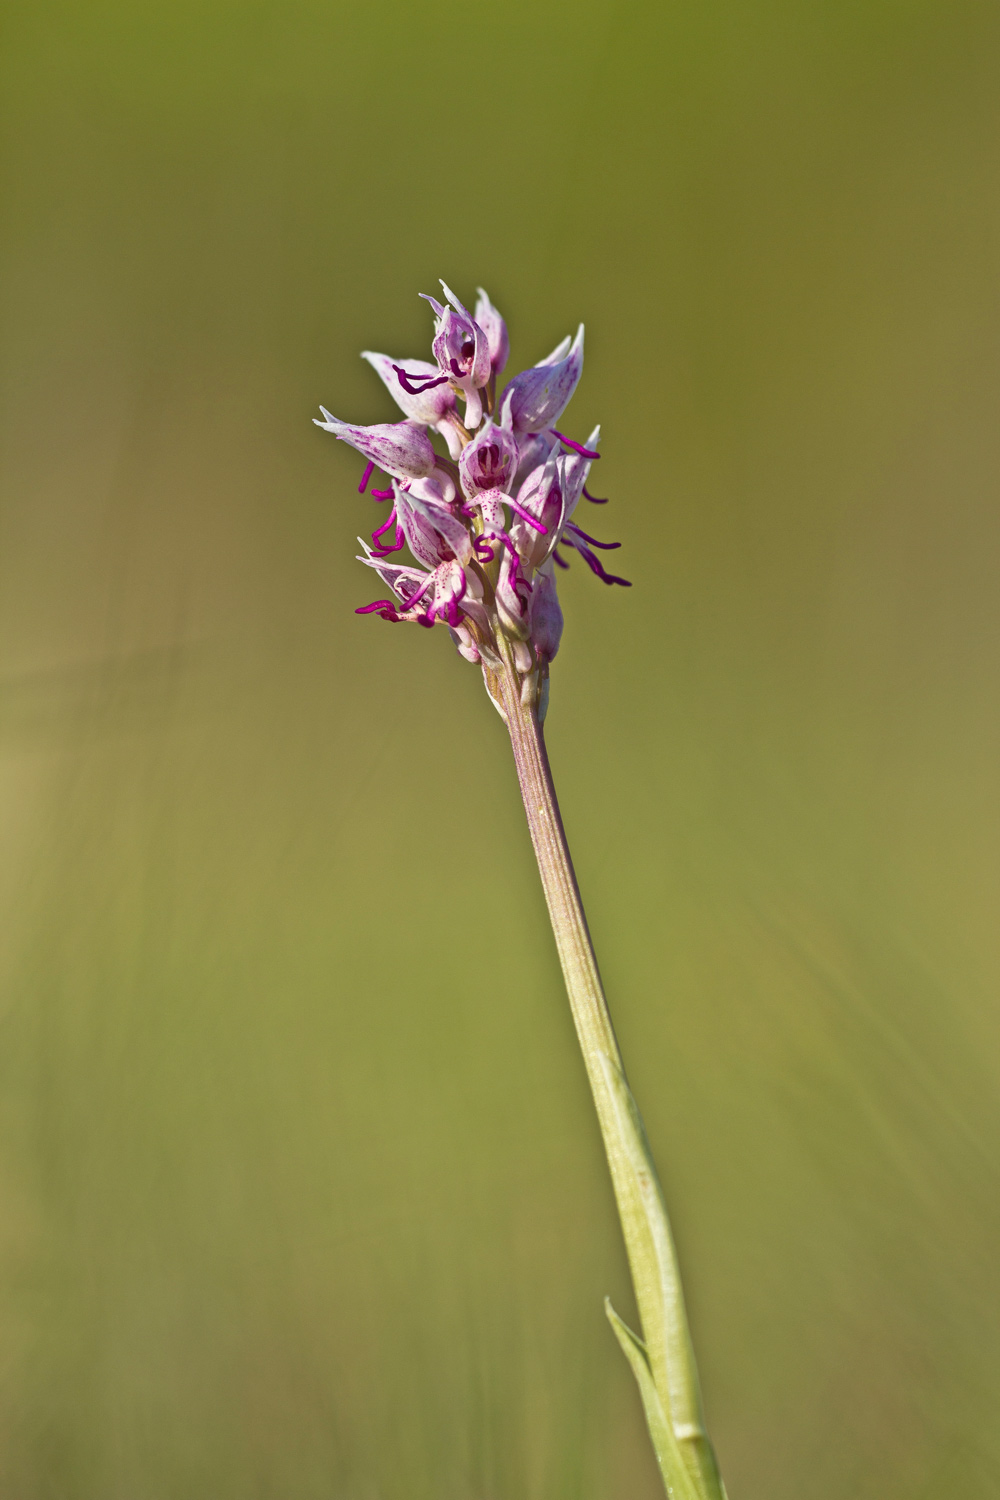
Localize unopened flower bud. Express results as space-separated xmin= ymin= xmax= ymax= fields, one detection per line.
xmin=474 ymin=288 xmax=509 ymax=378
xmin=449 ymin=621 xmax=481 ymax=663
xmin=496 ymin=546 xmax=531 ymax=641
xmin=529 ymin=564 xmax=564 ymax=663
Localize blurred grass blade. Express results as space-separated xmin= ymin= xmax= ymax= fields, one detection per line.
xmin=605 ymin=1299 xmax=704 ymax=1500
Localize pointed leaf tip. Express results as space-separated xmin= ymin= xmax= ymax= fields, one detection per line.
xmin=605 ymin=1301 xmax=703 ymax=1500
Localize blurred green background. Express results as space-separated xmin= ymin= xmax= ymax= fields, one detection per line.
xmin=1 ymin=0 xmax=998 ymax=1495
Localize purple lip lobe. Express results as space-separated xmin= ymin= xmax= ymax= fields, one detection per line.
xmin=550 ymin=428 xmax=601 ymax=459
xmin=507 ymin=497 xmax=547 ymax=534
xmin=370 ymin=511 xmax=404 ymax=558
xmin=566 ymin=522 xmax=621 ymax=550
xmin=570 ymin=539 xmax=631 ymax=587
xmin=391 ymin=364 xmax=450 ymax=395
xmin=355 ymin=598 xmax=400 ymax=619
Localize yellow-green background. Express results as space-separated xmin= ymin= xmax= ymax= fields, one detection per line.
xmin=1 ymin=1 xmax=998 ymax=1495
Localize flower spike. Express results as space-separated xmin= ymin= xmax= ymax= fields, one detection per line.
xmin=320 ymin=296 xmax=625 ymax=703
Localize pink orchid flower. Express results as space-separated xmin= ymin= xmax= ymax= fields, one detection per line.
xmin=316 ymin=285 xmax=628 ymax=689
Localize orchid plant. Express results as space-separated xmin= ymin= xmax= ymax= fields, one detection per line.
xmin=316 ymin=284 xmax=727 ymax=1500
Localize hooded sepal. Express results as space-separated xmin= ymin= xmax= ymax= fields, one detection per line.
xmin=314 ymin=410 xmax=437 ymax=480
xmin=421 ymin=281 xmax=492 ymax=429
xmin=459 ymin=402 xmax=520 ymax=498
xmin=502 ymin=325 xmax=584 ymax=434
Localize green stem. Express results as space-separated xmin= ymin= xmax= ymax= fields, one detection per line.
xmin=485 ymin=658 xmax=726 ymax=1500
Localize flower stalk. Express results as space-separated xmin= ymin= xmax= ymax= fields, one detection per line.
xmin=315 ymin=282 xmax=727 ymax=1498
xmin=484 ymin=646 xmax=726 ymax=1500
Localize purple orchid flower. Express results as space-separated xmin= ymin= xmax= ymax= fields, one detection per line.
xmin=464 ymin=485 xmax=512 ymax=557
xmin=509 ymin=425 xmax=630 ymax=587
xmin=510 ymin=450 xmax=564 ymax=570
xmin=533 ymin=427 xmax=629 ymax=586
xmin=354 ymin=544 xmax=429 ymax=614
xmin=356 ymin=542 xmax=487 ymax=635
xmin=313 ymin=410 xmax=438 ymax=481
xmin=502 ymin=325 xmax=584 ymax=435
xmin=555 ymin=425 xmax=600 ymax=522
xmin=319 ymin=287 xmax=629 ymax=700
xmin=474 ymin=288 xmax=509 ymax=378
xmin=508 ymin=425 xmax=602 ymax=571
xmin=392 ymin=482 xmax=473 ymax=570
xmin=421 ymin=282 xmax=492 ymax=429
